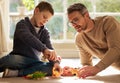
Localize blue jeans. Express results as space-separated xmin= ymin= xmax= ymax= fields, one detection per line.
xmin=0 ymin=54 xmax=54 ymax=76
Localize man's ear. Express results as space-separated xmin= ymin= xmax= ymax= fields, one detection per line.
xmin=84 ymin=12 xmax=89 ymax=18
xmin=34 ymin=8 xmax=39 ymax=14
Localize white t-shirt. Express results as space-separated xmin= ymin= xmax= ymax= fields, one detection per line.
xmin=34 ymin=27 xmax=41 ymax=33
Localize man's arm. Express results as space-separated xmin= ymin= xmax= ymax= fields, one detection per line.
xmin=95 ymin=16 xmax=120 ymax=71
xmin=75 ymin=33 xmax=93 ymax=66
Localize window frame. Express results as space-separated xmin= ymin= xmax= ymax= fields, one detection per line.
xmin=9 ymin=0 xmax=120 ymax=43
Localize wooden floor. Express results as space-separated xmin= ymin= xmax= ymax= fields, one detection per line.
xmin=0 ymin=58 xmax=120 ymax=83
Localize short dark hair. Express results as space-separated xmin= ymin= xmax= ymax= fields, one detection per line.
xmin=67 ymin=3 xmax=88 ymax=15
xmin=36 ymin=1 xmax=54 ymax=15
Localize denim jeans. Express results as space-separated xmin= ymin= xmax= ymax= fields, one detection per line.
xmin=0 ymin=54 xmax=54 ymax=76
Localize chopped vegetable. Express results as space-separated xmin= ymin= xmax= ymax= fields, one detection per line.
xmin=24 ymin=71 xmax=47 ymax=80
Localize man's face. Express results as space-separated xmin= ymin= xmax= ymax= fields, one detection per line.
xmin=68 ymin=11 xmax=87 ymax=32
xmin=34 ymin=8 xmax=52 ymax=27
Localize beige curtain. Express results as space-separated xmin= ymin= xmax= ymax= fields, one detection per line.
xmin=0 ymin=0 xmax=9 ymax=56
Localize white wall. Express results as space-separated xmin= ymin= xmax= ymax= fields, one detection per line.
xmin=52 ymin=42 xmax=79 ymax=58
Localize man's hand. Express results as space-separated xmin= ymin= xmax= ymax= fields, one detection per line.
xmin=43 ymin=49 xmax=57 ymax=61
xmin=77 ymin=66 xmax=100 ymax=79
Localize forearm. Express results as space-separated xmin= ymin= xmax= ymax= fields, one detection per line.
xmin=79 ymin=51 xmax=93 ymax=66
xmin=95 ymin=47 xmax=120 ymax=71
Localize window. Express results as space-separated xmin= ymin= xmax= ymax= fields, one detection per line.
xmin=9 ymin=0 xmax=120 ymax=41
